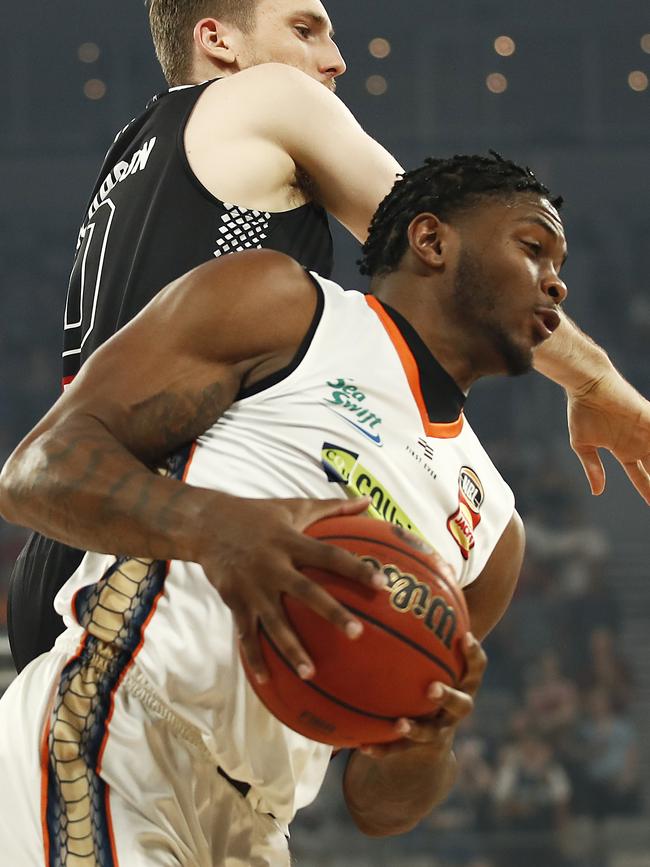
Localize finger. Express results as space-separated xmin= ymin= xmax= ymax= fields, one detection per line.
xmin=423 ymin=682 xmax=474 ymax=726
xmin=358 ymin=740 xmax=414 ymax=759
xmin=257 ymin=603 xmax=316 ymax=680
xmin=234 ymin=608 xmax=270 ymax=685
xmin=573 ymin=445 xmax=606 ymax=496
xmin=293 ymin=496 xmax=372 ymax=530
xmin=285 ymin=568 xmax=365 ymax=639
xmin=621 ymin=459 xmax=650 ymax=507
xmin=457 ymin=632 xmax=488 ymax=695
xmin=297 ymin=536 xmax=387 ymax=590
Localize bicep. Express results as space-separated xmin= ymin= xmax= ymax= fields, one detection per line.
xmin=462 ymin=511 xmax=525 ymax=641
xmin=25 ymin=252 xmax=309 ymax=463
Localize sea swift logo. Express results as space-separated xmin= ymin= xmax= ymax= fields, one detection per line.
xmin=446 ymin=467 xmax=484 ymax=560
xmin=323 ymin=378 xmax=383 ymax=446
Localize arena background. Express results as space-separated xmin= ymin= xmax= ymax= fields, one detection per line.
xmin=1 ymin=2 xmax=649 ymax=865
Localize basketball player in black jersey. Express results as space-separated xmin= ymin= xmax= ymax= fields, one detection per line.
xmin=7 ymin=0 xmax=649 ymax=672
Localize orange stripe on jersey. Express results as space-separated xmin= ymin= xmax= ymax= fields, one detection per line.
xmin=40 ymin=715 xmax=52 ymax=865
xmin=105 ymin=786 xmax=120 ymax=867
xmin=365 ymin=295 xmax=464 ymax=439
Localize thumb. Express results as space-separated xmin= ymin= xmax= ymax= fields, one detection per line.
xmin=574 ymin=445 xmax=606 ymax=496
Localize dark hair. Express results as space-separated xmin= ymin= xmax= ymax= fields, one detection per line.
xmin=359 ymin=151 xmax=563 ymax=277
xmin=145 ymin=0 xmax=258 ymax=86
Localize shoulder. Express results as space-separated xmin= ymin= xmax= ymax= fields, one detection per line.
xmin=207 ymin=63 xmax=319 ymax=97
xmin=201 ymin=64 xmax=334 ymax=121
xmin=154 ymin=250 xmax=320 ymax=362
xmin=180 ymin=249 xmax=312 ymax=304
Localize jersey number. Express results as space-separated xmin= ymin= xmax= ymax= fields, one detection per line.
xmin=63 ymin=198 xmax=116 ymax=358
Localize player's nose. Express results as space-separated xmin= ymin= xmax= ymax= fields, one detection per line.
xmin=321 ymin=41 xmax=346 ymax=79
xmin=542 ymin=273 xmax=568 ymax=305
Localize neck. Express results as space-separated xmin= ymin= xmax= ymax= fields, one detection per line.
xmin=371 ymin=272 xmax=498 ymax=392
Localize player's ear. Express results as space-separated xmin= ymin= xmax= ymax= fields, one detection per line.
xmin=407 ymin=213 xmax=455 ymax=271
xmin=194 ymin=18 xmax=239 ymax=68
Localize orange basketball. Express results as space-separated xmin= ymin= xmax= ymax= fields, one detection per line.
xmin=243 ymin=515 xmax=470 ymax=748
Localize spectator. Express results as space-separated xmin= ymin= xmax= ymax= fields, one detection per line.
xmin=578 ymin=627 xmax=634 ymax=712
xmin=578 ymin=688 xmax=642 ymax=818
xmin=524 ymin=649 xmax=580 ymax=740
xmin=493 ymin=733 xmax=571 ymax=867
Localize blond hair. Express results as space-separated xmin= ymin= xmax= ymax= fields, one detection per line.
xmin=146 ymin=0 xmax=258 ymax=85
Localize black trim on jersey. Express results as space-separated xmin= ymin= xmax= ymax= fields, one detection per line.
xmin=381 ymin=301 xmax=467 ymax=423
xmin=236 ymin=271 xmax=325 ymax=400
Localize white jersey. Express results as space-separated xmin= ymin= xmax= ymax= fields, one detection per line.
xmin=53 ymin=274 xmax=515 ymax=829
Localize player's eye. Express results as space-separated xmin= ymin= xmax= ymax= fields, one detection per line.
xmin=295 ymin=25 xmax=312 ymax=38
xmin=523 ymin=240 xmax=542 ymax=256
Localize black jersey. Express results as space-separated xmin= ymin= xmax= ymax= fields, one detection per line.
xmin=62 ymin=79 xmax=333 ymax=385
xmin=9 ymin=80 xmax=333 ymax=672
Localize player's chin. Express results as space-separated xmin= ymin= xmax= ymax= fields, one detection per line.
xmin=497 ymin=333 xmax=534 ymax=378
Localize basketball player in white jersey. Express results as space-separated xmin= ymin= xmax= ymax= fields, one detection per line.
xmin=0 ymin=153 xmax=569 ymax=864
xmin=8 ymin=0 xmax=649 ymax=674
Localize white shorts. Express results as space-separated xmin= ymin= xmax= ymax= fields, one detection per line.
xmin=0 ymin=648 xmax=290 ymax=867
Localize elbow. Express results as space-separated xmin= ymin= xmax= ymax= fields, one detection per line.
xmin=0 ymin=455 xmax=21 ymax=524
xmin=0 ymin=439 xmax=40 ymax=526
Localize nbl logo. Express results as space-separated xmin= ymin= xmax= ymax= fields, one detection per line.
xmin=447 ymin=467 xmax=484 ymax=560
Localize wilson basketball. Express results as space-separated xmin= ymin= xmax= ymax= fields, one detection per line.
xmin=242 ymin=515 xmax=470 ymax=748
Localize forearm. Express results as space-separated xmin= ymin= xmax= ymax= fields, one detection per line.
xmin=533 ymin=311 xmax=613 ymax=394
xmin=0 ymin=414 xmax=220 ymax=561
xmin=343 ymin=740 xmax=457 ymax=837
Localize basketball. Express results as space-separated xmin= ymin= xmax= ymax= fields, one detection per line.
xmin=243 ymin=515 xmax=470 ymax=748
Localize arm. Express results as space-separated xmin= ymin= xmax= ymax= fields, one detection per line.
xmin=533 ymin=312 xmax=650 ymax=504
xmin=342 ymin=512 xmax=525 ymax=837
xmin=191 ymin=62 xmax=403 ymax=242
xmin=0 ymin=250 xmax=381 ymax=679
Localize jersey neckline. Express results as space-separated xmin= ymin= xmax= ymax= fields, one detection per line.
xmin=365 ymin=295 xmax=466 ymax=439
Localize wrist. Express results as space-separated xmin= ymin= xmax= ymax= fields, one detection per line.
xmin=187 ymin=488 xmax=239 ymax=564
xmin=533 ymin=313 xmax=613 ymax=396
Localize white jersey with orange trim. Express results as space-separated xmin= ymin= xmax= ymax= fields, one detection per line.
xmin=0 ymin=273 xmax=515 ymax=863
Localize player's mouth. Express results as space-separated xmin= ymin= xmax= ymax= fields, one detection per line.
xmin=533 ymin=306 xmax=561 ymax=343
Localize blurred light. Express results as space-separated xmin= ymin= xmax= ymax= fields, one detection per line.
xmin=486 ymin=73 xmax=508 ymax=94
xmin=369 ymin=37 xmax=391 ymax=59
xmin=494 ymin=36 xmax=516 ymax=57
xmin=628 ymin=70 xmax=649 ymax=92
xmin=641 ymin=34 xmax=650 ymax=54
xmin=84 ymin=79 xmax=107 ymax=100
xmin=78 ymin=42 xmax=100 ymax=63
xmin=366 ymin=75 xmax=388 ymax=96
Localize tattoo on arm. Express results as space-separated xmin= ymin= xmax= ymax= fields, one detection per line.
xmin=128 ymin=381 xmax=230 ymax=459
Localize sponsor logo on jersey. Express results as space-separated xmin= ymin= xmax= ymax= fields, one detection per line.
xmin=405 ymin=437 xmax=438 ymax=479
xmin=360 ymin=556 xmax=458 ymax=650
xmin=446 ymin=467 xmax=484 ymax=560
xmin=417 ymin=437 xmax=435 ymax=461
xmin=321 ymin=443 xmax=427 ymax=539
xmin=323 ymin=378 xmax=383 ymax=446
